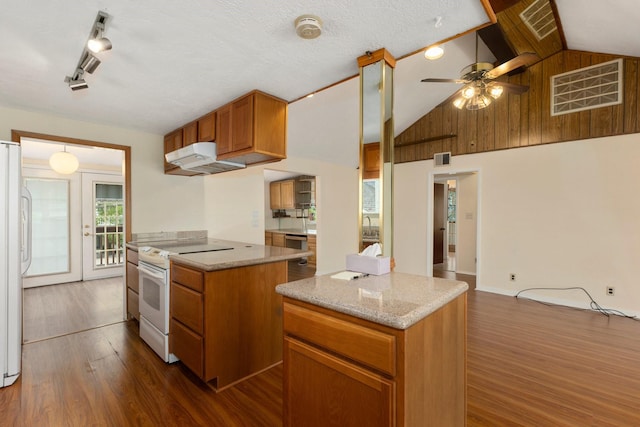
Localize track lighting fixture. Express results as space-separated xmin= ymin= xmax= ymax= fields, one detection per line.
xmin=64 ymin=11 xmax=112 ymax=90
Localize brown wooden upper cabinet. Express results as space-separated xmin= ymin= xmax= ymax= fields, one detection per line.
xmin=197 ymin=111 xmax=216 ymax=142
xmin=183 ymin=120 xmax=198 ymax=147
xmin=216 ymin=90 xmax=287 ymax=165
xmin=363 ymin=143 xmax=380 ymax=180
xmin=270 ymin=180 xmax=295 ymax=210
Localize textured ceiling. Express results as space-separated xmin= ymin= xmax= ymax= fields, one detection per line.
xmin=2 ymin=1 xmax=638 ymax=139
xmin=0 ymin=0 xmax=492 ymax=135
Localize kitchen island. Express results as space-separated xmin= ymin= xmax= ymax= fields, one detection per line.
xmin=276 ymin=272 xmax=468 ymax=426
xmin=130 ymin=236 xmax=312 ymax=391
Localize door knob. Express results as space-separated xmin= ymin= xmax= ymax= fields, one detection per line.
xmin=440 ymin=227 xmax=446 ymax=231
xmin=84 ymin=232 xmax=92 ymax=236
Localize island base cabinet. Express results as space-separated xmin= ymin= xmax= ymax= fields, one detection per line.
xmin=284 ymin=337 xmax=395 ymax=427
xmin=282 ymin=295 xmax=467 ymax=426
xmin=170 ymin=261 xmax=288 ymax=391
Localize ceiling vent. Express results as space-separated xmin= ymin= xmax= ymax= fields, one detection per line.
xmin=519 ymin=0 xmax=557 ymax=40
xmin=434 ymin=152 xmax=451 ymax=166
xmin=551 ymin=59 xmax=623 ymax=116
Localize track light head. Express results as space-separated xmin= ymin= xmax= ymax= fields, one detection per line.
xmin=87 ymin=37 xmax=112 ymax=53
xmin=80 ymin=54 xmax=101 ymax=73
xmin=65 ymin=71 xmax=89 ymax=90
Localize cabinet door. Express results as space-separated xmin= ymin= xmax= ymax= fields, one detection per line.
xmin=164 ymin=129 xmax=183 ymax=171
xmin=280 ymin=180 xmax=295 ymax=209
xmin=265 ymin=231 xmax=273 ymax=246
xmin=363 ymin=143 xmax=380 ymax=179
xmin=307 ymin=235 xmax=316 ymax=266
xmin=216 ymin=104 xmax=232 ymax=155
xmin=270 ymin=182 xmax=282 ymax=209
xmin=231 ymin=94 xmax=254 ymax=152
xmin=183 ymin=121 xmax=198 ymax=147
xmin=197 ymin=112 xmax=216 ymax=142
xmin=272 ymin=233 xmax=285 ymax=247
xmin=284 ymin=338 xmax=394 ymax=427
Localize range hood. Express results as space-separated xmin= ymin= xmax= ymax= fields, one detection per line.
xmin=165 ymin=142 xmax=245 ymax=174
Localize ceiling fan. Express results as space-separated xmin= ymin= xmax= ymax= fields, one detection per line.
xmin=421 ymin=34 xmax=540 ymax=110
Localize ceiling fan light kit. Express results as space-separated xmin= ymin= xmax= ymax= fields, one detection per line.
xmin=65 ymin=11 xmax=112 ymax=90
xmin=421 ymin=33 xmax=539 ymax=110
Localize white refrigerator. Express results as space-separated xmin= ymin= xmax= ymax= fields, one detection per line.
xmin=1 ymin=141 xmax=31 ymax=388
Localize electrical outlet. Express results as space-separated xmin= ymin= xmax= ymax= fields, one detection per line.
xmin=606 ymin=286 xmax=615 ymax=296
xmin=510 ymin=273 xmax=516 ymax=282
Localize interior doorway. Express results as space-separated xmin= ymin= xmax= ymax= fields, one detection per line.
xmin=13 ymin=130 xmax=132 ymax=342
xmin=433 ymin=179 xmax=458 ymax=272
xmin=431 ymin=171 xmax=478 ymax=277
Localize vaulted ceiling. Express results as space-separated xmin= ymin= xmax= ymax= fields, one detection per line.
xmin=1 ymin=0 xmax=639 ymax=138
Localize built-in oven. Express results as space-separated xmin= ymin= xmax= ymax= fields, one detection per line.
xmin=138 ymin=259 xmax=178 ymax=363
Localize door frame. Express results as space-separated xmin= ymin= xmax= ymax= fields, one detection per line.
xmin=11 ymin=130 xmax=132 ymax=243
xmin=427 ymin=168 xmax=481 ymax=280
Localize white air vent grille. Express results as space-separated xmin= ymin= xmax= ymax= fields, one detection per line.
xmin=551 ymin=59 xmax=623 ymax=116
xmin=520 ymin=0 xmax=557 ymax=40
xmin=434 ymin=152 xmax=451 ymax=166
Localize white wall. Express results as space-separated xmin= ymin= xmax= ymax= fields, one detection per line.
xmin=0 ymin=105 xmax=206 ymax=234
xmin=394 ymin=134 xmax=640 ymax=315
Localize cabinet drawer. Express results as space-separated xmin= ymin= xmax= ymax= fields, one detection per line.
xmin=170 ymin=319 xmax=204 ymax=378
xmin=127 ymin=288 xmax=139 ymax=320
xmin=171 ymin=263 xmax=204 ymax=292
xmin=283 ymin=302 xmax=396 ymax=376
xmin=171 ymin=283 xmax=204 ymax=335
xmin=126 ymin=262 xmax=139 ymax=293
xmin=126 ymin=249 xmax=139 ymax=265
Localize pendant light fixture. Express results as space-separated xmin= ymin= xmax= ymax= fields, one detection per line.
xmin=49 ymin=145 xmax=79 ymax=174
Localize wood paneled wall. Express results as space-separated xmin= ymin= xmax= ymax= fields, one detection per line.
xmin=395 ymin=50 xmax=640 ymax=164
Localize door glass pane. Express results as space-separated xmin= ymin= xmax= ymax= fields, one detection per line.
xmin=24 ymin=178 xmax=70 ymax=276
xmin=94 ymin=183 xmax=124 ymax=268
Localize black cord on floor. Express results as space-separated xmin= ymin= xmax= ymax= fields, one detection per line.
xmin=515 ymin=287 xmax=638 ymax=321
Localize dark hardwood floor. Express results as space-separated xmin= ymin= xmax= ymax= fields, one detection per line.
xmin=4 ymin=271 xmax=640 ymax=426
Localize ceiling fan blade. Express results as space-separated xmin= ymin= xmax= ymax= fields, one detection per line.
xmin=421 ymin=78 xmax=466 ymax=84
xmin=485 ymin=52 xmax=540 ymax=79
xmin=491 ymin=81 xmax=530 ymax=95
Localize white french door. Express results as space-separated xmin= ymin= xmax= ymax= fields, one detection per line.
xmin=81 ymin=173 xmax=124 ymax=281
xmin=22 ymin=168 xmax=82 ymax=288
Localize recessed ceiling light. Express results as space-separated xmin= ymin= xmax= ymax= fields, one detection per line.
xmin=424 ymin=45 xmax=444 ymax=60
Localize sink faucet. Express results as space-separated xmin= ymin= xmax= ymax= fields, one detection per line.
xmin=365 ymin=215 xmax=371 ymax=234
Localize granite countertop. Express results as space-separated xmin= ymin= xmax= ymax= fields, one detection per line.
xmin=267 ymin=228 xmax=317 ymax=236
xmin=276 ymin=272 xmax=468 ymax=330
xmin=127 ymin=238 xmax=312 ymax=272
xmin=168 ymin=240 xmax=312 ymax=272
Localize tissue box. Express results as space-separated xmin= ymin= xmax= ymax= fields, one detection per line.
xmin=346 ymin=254 xmax=391 ymax=276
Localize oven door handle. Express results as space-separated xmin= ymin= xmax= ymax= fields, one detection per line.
xmin=137 ymin=263 xmax=166 ymax=280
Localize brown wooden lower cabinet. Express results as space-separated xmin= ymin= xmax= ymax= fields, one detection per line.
xmin=169 ymin=260 xmax=288 ymax=391
xmin=283 ymin=295 xmax=467 ymax=426
xmin=126 ymin=249 xmax=139 ymax=320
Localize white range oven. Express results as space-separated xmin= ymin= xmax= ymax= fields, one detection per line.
xmin=137 ymin=241 xmax=233 ymax=363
